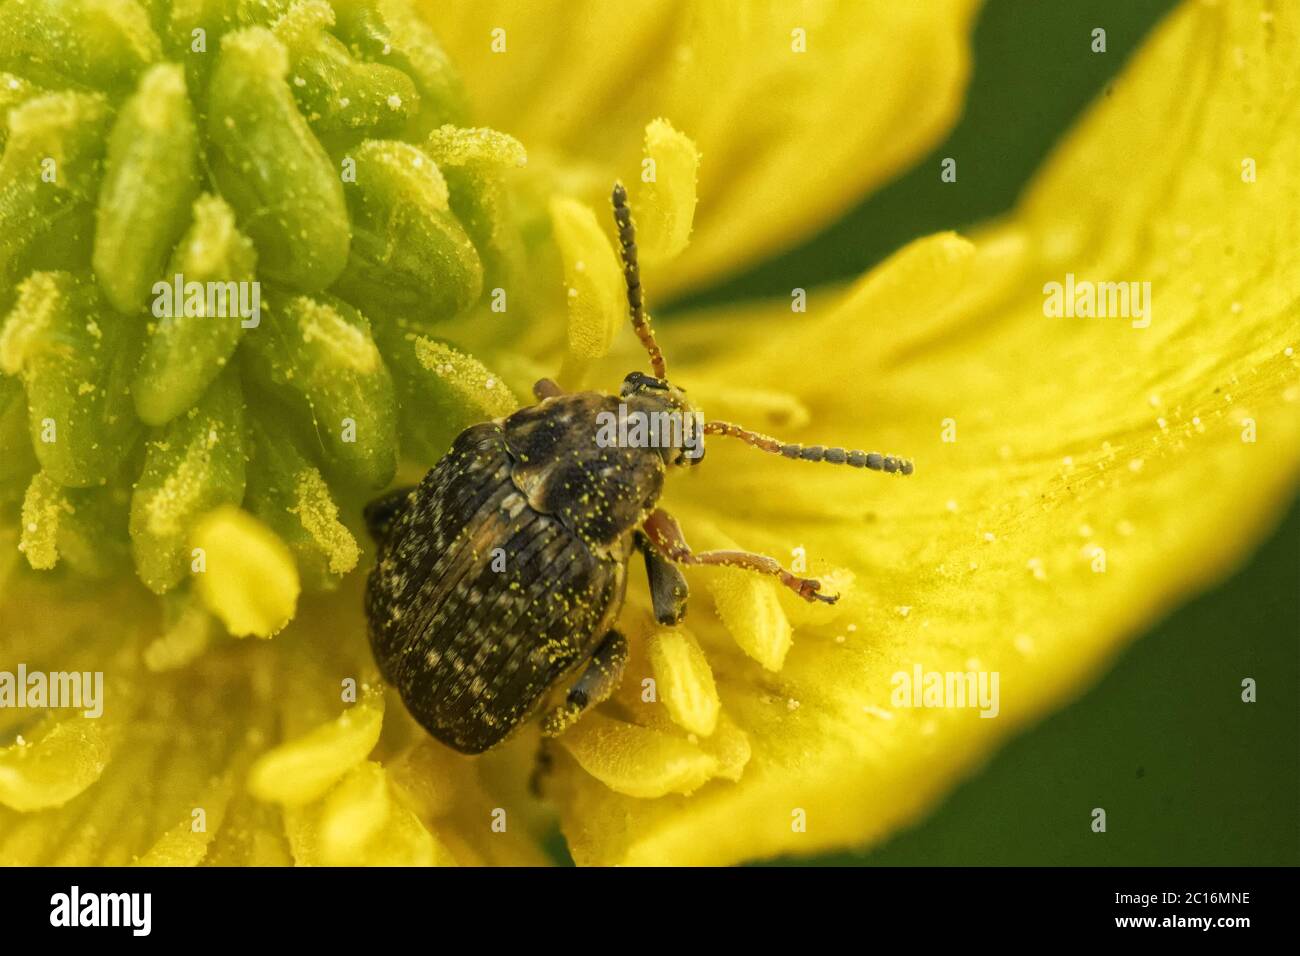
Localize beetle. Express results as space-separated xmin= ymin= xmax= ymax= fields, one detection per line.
xmin=364 ymin=182 xmax=914 ymax=755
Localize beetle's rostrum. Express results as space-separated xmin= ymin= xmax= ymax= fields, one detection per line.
xmin=364 ymin=182 xmax=915 ymax=755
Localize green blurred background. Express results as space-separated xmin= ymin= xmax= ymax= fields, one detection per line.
xmin=686 ymin=0 xmax=1299 ymax=866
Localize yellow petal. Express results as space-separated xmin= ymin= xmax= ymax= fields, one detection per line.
xmin=0 ymin=579 xmax=270 ymax=865
xmin=559 ymin=0 xmax=1300 ymax=864
xmin=0 ymin=571 xmax=554 ymax=865
xmin=426 ymin=0 xmax=978 ymax=294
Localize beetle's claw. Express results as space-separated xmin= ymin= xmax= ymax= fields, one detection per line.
xmin=529 ymin=739 xmax=556 ymax=799
xmin=795 ymin=578 xmax=838 ymax=604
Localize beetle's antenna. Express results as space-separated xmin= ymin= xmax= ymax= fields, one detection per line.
xmin=703 ymin=420 xmax=914 ymax=475
xmin=612 ymin=181 xmax=667 ymax=380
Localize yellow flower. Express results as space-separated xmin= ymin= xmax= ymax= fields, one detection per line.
xmin=1 ymin=0 xmax=1296 ymax=869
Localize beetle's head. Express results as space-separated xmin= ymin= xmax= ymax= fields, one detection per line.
xmin=607 ymin=182 xmax=914 ymax=481
xmin=619 ymin=371 xmax=705 ymax=467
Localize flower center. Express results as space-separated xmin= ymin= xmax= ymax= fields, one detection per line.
xmin=0 ymin=0 xmax=547 ymax=624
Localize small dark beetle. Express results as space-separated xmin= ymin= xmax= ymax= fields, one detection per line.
xmin=364 ymin=183 xmax=914 ymax=755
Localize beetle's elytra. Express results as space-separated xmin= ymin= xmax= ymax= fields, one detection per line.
xmin=364 ymin=183 xmax=914 ymax=755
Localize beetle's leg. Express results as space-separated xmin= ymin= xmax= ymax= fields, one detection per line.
xmin=529 ymin=738 xmax=556 ymax=798
xmin=532 ymin=378 xmax=564 ymax=400
xmin=635 ymin=530 xmax=689 ymax=625
xmin=540 ymin=628 xmax=628 ymax=738
xmin=362 ymin=486 xmax=417 ymax=542
xmin=531 ymin=626 xmax=627 ymax=796
xmin=643 ymin=508 xmax=838 ymax=604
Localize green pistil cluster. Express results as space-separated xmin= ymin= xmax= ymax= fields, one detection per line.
xmin=0 ymin=0 xmax=533 ymax=606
